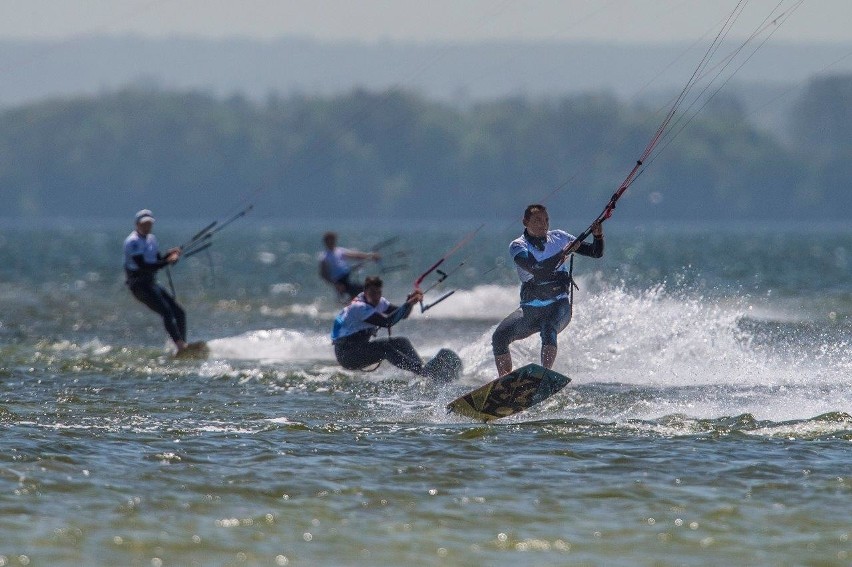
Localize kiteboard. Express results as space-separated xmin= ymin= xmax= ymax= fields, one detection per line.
xmin=446 ymin=363 xmax=570 ymax=422
xmin=174 ymin=341 xmax=209 ymax=360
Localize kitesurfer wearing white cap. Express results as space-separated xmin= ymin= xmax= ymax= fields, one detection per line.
xmin=123 ymin=209 xmax=189 ymax=353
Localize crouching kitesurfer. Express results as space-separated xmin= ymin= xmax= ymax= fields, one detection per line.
xmin=331 ymin=276 xmax=461 ymax=382
xmin=123 ymin=209 xmax=197 ymax=356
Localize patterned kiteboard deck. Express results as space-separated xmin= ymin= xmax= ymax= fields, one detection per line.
xmin=446 ymin=363 xmax=571 ymax=422
xmin=174 ymin=341 xmax=209 ymax=360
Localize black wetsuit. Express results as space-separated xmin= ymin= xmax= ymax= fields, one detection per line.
xmin=332 ymin=295 xmax=423 ymax=374
xmin=124 ymin=231 xmax=186 ymax=344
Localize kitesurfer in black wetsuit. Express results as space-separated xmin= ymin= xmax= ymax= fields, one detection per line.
xmin=331 ymin=276 xmax=461 ymax=381
xmin=123 ymin=209 xmax=189 ymax=354
xmin=331 ymin=276 xmax=424 ymax=372
xmin=492 ymin=204 xmax=604 ymax=376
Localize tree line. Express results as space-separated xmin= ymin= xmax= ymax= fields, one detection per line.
xmin=1 ymin=75 xmax=850 ymax=221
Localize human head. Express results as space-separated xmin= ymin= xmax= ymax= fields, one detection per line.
xmin=363 ymin=275 xmax=383 ymax=305
xmin=364 ymin=275 xmax=383 ymax=291
xmin=135 ymin=209 xmax=155 ymax=224
xmin=523 ymin=204 xmax=549 ymax=237
xmin=135 ymin=209 xmax=155 ymax=234
xmin=523 ymin=204 xmax=547 ymax=222
xmin=323 ymin=231 xmax=338 ymax=250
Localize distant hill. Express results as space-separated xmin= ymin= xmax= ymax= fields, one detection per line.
xmin=1 ymin=36 xmax=851 ymax=108
xmin=3 ymin=82 xmax=850 ymax=223
xmin=3 ymin=37 xmax=851 ymax=223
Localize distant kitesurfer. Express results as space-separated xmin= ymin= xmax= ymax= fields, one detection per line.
xmin=492 ymin=204 xmax=604 ymax=377
xmin=331 ymin=276 xmax=461 ymax=382
xmin=318 ymin=231 xmax=381 ymax=300
xmin=123 ymin=209 xmax=190 ymax=355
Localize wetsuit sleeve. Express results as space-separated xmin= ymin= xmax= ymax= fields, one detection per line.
xmin=363 ymin=302 xmax=413 ymax=329
xmin=512 ymin=250 xmax=565 ymax=277
xmin=513 ymin=233 xmax=603 ymax=274
xmin=131 ymin=253 xmax=170 ymax=276
xmin=575 ymin=235 xmax=604 ymax=258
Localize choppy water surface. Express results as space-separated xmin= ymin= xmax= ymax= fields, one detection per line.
xmin=1 ymin=220 xmax=850 ymax=565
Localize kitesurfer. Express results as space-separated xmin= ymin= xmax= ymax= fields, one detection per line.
xmin=123 ymin=209 xmax=190 ymax=354
xmin=331 ymin=276 xmax=461 ymax=381
xmin=492 ymin=204 xmax=604 ymax=376
xmin=318 ymin=231 xmax=381 ymax=300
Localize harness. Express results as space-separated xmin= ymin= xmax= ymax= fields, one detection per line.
xmin=520 ymin=254 xmax=578 ymax=307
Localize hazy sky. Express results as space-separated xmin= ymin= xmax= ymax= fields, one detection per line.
xmin=2 ymin=0 xmax=851 ymax=44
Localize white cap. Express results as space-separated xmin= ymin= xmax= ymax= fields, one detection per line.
xmin=135 ymin=209 xmax=155 ymax=224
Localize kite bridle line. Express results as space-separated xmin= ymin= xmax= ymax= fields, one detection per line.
xmin=557 ymin=0 xmax=804 ymax=264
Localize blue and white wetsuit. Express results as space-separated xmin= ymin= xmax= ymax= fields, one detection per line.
xmin=331 ymin=293 xmax=423 ymax=374
xmin=492 ymin=229 xmax=603 ymax=356
xmin=124 ymin=230 xmax=186 ymax=344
